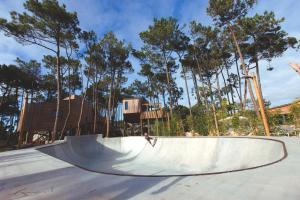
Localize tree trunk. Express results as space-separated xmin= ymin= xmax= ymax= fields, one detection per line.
xmin=207 ymin=78 xmax=219 ymax=135
xmin=234 ymin=52 xmax=243 ymax=110
xmin=106 ymin=70 xmax=115 ymax=137
xmin=162 ymin=91 xmax=166 ymax=109
xmin=17 ymin=90 xmax=25 ymax=128
xmin=191 ymin=68 xmax=201 ymax=104
xmin=93 ymin=71 xmax=99 ymax=134
xmin=154 ymin=96 xmax=159 ymax=136
xmin=14 ymin=86 xmax=19 ymax=130
xmin=255 ymin=58 xmax=264 ymax=100
xmin=248 ymin=79 xmax=261 ymax=119
xmin=93 ymin=88 xmax=98 ymax=134
xmin=165 ymin=63 xmax=173 ymax=117
xmin=181 ymin=63 xmax=192 ymax=117
xmin=60 ymin=66 xmax=71 ymax=139
xmin=76 ymin=69 xmax=91 ymax=136
xmin=194 ymin=52 xmax=211 ymax=112
xmin=216 ymin=72 xmax=223 ymax=109
xmin=148 ymin=78 xmax=155 ymax=135
xmin=193 ymin=52 xmax=204 ymax=100
xmin=234 ymin=86 xmax=242 ymax=105
xmin=225 ymin=67 xmax=236 ymax=113
xmin=162 ymin=91 xmax=170 ymax=131
xmin=52 ymin=43 xmax=61 ymax=143
xmin=111 ymin=88 xmax=117 ymax=129
xmin=17 ymin=92 xmax=28 ymax=148
xmin=220 ymin=69 xmax=231 ymax=106
xmin=0 ymin=85 xmax=9 ymax=105
xmin=243 ymin=78 xmax=248 ymax=109
xmin=228 ymin=25 xmax=260 ymax=119
xmin=198 ymin=74 xmax=209 ymax=112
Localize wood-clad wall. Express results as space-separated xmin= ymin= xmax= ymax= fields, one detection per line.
xmin=268 ymin=100 xmax=300 ymax=115
xmin=140 ymin=110 xmax=165 ymax=120
xmin=122 ymin=99 xmax=142 ymax=114
xmin=17 ymin=98 xmax=94 ymax=132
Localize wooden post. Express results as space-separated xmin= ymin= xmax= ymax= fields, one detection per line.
xmin=251 ymin=73 xmax=270 ymax=136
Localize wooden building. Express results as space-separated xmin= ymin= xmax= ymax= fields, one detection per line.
xmin=122 ymin=97 xmax=167 ymax=135
xmin=17 ymin=95 xmax=100 ymax=145
xmin=268 ymin=100 xmax=300 ymax=115
xmin=268 ymin=100 xmax=300 ymax=127
xmin=122 ymin=98 xmax=146 ymax=123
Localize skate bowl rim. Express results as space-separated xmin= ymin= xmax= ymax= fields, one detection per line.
xmin=37 ymin=136 xmax=288 ymax=177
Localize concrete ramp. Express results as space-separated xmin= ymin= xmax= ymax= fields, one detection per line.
xmin=38 ymin=135 xmax=286 ymax=176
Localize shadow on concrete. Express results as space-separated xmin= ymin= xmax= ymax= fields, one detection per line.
xmin=0 ymin=151 xmax=43 ymax=162
xmin=68 ymin=175 xmax=169 ymax=200
xmin=37 ymin=136 xmax=149 ymax=176
xmin=0 ymin=166 xmax=77 ymax=191
xmin=151 ymin=176 xmax=185 ymax=195
xmin=0 ymin=165 xmax=177 ymax=200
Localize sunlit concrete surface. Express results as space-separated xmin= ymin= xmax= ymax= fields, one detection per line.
xmin=0 ymin=136 xmax=300 ymax=200
xmin=38 ymin=135 xmax=286 ymax=176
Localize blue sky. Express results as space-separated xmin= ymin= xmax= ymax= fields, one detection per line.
xmin=0 ymin=0 xmax=299 ymax=107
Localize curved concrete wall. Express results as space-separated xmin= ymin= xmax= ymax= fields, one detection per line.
xmin=38 ymin=135 xmax=286 ymax=176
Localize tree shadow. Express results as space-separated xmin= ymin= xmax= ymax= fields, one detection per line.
xmin=0 ymin=151 xmax=42 ymax=162
xmin=0 ymin=135 xmax=185 ymax=200
xmin=0 ymin=166 xmax=77 ymax=191
xmin=150 ymin=176 xmax=185 ymax=195
xmin=37 ymin=135 xmax=151 ymax=175
xmin=0 ymin=164 xmax=179 ymax=200
xmin=68 ymin=175 xmax=169 ymax=200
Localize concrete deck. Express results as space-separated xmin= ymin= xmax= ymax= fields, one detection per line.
xmin=0 ymin=136 xmax=299 ymax=200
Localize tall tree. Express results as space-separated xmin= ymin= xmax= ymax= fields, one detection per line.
xmin=60 ymin=57 xmax=81 ymax=138
xmin=181 ymin=52 xmax=202 ymax=104
xmin=0 ymin=64 xmax=40 ymax=136
xmin=0 ymin=0 xmax=80 ymax=142
xmin=128 ymin=80 xmax=149 ymax=98
xmin=189 ymin=22 xmax=221 ymax=135
xmin=77 ymin=30 xmax=97 ymax=136
xmin=16 ymin=58 xmax=42 ymax=103
xmin=237 ymin=11 xmax=298 ymax=97
xmin=138 ymin=64 xmax=156 ymax=101
xmin=42 ymin=55 xmax=68 ymax=97
xmin=139 ymin=17 xmax=182 ymax=117
xmin=207 ymin=0 xmax=259 ymax=115
xmin=172 ymin=29 xmax=193 ymax=117
xmin=100 ymin=32 xmax=132 ymax=137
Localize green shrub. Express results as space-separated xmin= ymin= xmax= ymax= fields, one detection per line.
xmin=290 ymin=102 xmax=300 ymax=127
xmin=232 ymin=114 xmax=240 ymax=131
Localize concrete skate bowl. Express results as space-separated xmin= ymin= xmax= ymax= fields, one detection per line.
xmin=38 ymin=135 xmax=287 ymax=176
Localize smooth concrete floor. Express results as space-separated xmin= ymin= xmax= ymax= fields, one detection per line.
xmin=38 ymin=135 xmax=287 ymax=176
xmin=0 ymin=136 xmax=300 ymax=200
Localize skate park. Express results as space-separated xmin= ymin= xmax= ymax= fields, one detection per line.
xmin=1 ymin=0 xmax=300 ymax=199
xmin=1 ymin=135 xmax=300 ymax=199
xmin=38 ymin=135 xmax=287 ymax=176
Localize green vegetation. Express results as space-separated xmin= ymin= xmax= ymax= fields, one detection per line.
xmin=290 ymin=102 xmax=300 ymax=128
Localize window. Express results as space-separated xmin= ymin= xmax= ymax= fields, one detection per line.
xmin=125 ymin=101 xmax=128 ymax=110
